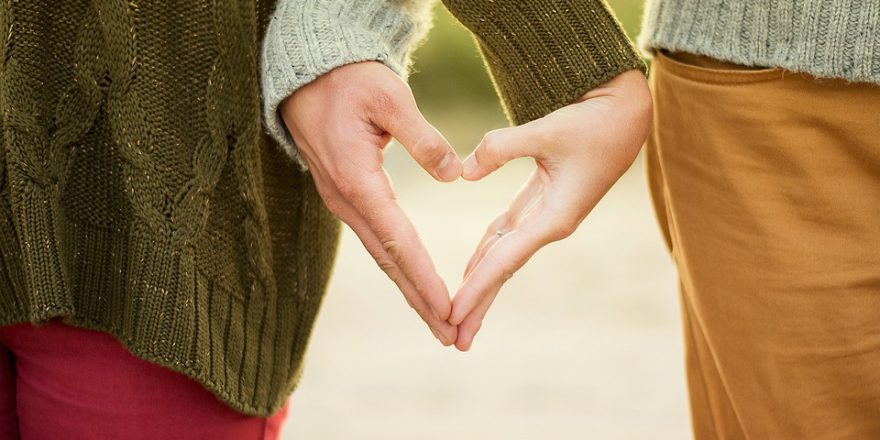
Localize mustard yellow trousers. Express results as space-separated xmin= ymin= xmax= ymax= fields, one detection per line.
xmin=646 ymin=50 xmax=880 ymax=439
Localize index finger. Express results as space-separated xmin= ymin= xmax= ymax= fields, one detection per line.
xmin=369 ymin=81 xmax=461 ymax=182
xmin=342 ymin=204 xmax=458 ymax=345
xmin=345 ymin=169 xmax=453 ymax=322
xmin=450 ymin=220 xmax=556 ymax=326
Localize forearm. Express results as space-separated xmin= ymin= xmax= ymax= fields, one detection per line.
xmin=441 ymin=0 xmax=646 ymax=125
xmin=260 ymin=0 xmax=436 ymax=168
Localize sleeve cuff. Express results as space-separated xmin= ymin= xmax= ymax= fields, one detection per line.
xmin=442 ymin=0 xmax=647 ymax=125
xmin=260 ymin=0 xmax=432 ymax=170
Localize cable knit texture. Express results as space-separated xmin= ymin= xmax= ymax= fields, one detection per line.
xmin=639 ymin=0 xmax=880 ymax=84
xmin=0 ymin=0 xmax=642 ymax=417
xmin=0 ymin=0 xmax=341 ymax=417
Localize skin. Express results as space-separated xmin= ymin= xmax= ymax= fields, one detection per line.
xmin=280 ymin=61 xmax=462 ymax=346
xmin=450 ymin=68 xmax=653 ymax=350
xmin=280 ymin=61 xmax=653 ymax=351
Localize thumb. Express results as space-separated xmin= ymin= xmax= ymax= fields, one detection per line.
xmin=462 ymin=123 xmax=542 ymax=181
xmin=370 ymin=88 xmax=461 ymax=182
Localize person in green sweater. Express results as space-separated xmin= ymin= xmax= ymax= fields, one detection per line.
xmin=0 ymin=0 xmax=650 ymax=437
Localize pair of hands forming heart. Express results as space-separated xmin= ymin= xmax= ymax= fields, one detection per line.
xmin=280 ymin=61 xmax=652 ymax=351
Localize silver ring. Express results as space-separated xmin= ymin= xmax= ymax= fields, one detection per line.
xmin=495 ymin=230 xmax=505 ymax=238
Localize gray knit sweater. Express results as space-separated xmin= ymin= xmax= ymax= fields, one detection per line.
xmin=639 ymin=0 xmax=880 ymax=84
xmin=260 ymin=0 xmax=433 ymax=169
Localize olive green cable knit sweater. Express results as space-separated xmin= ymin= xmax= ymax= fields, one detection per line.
xmin=0 ymin=0 xmax=643 ymax=416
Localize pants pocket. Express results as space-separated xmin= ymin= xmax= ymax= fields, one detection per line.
xmin=653 ymin=49 xmax=785 ymax=84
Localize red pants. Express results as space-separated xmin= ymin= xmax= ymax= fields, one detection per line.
xmin=0 ymin=318 xmax=289 ymax=439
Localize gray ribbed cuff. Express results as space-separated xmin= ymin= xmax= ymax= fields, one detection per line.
xmin=260 ymin=0 xmax=433 ymax=170
xmin=638 ymin=0 xmax=880 ymax=85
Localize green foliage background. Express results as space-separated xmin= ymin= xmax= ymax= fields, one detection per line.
xmin=408 ymin=0 xmax=645 ymax=152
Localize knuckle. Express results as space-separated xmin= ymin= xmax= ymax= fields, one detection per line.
xmin=330 ymin=171 xmax=361 ymax=200
xmin=371 ymin=84 xmax=404 ymax=116
xmin=376 ymin=256 xmax=399 ymax=277
xmin=412 ymin=135 xmax=447 ymax=166
xmin=478 ymin=131 xmax=503 ymax=165
xmin=403 ymin=296 xmax=419 ymax=311
xmin=380 ymin=239 xmax=403 ymax=263
xmin=381 ymin=261 xmax=425 ymax=314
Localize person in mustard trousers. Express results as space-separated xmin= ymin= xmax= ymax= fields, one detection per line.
xmin=636 ymin=0 xmax=880 ymax=438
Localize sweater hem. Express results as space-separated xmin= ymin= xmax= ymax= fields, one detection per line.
xmin=0 ymin=0 xmax=342 ymax=420
xmin=0 ymin=179 xmax=338 ymax=418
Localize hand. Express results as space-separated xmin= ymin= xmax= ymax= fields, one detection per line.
xmin=449 ymin=69 xmax=653 ymax=351
xmin=279 ymin=61 xmax=463 ymax=345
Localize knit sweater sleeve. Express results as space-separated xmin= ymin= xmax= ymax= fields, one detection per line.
xmin=441 ymin=0 xmax=646 ymax=125
xmin=260 ymin=0 xmax=435 ymax=169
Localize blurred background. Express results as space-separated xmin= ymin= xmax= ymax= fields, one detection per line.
xmin=282 ymin=1 xmax=690 ymax=438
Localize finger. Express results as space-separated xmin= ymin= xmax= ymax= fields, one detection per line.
xmin=461 ymin=122 xmax=545 ymax=181
xmin=346 ymin=170 xmax=453 ymax=322
xmin=506 ymin=170 xmax=546 ymax=219
xmin=398 ymin=272 xmax=459 ymax=346
xmin=463 ymin=213 xmax=509 ymax=280
xmin=450 ymin=221 xmax=554 ymax=326
xmin=309 ymin=170 xmax=457 ymax=344
xmin=351 ymin=213 xmax=458 ymax=345
xmin=463 ymin=172 xmax=544 ymax=280
xmin=454 ymin=285 xmax=500 ymax=352
xmin=370 ymin=87 xmax=461 ymax=182
xmin=332 ymin=194 xmax=458 ymax=344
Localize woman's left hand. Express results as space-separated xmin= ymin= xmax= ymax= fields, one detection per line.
xmin=449 ymin=69 xmax=653 ymax=351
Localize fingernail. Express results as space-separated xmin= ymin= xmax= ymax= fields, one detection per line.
xmin=438 ymin=151 xmax=453 ymax=169
xmin=443 ymin=325 xmax=459 ymax=346
xmin=437 ymin=151 xmax=460 ymax=181
xmin=462 ymin=156 xmax=477 ymax=178
xmin=429 ymin=324 xmax=454 ymax=346
xmin=429 ymin=327 xmax=444 ymax=343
